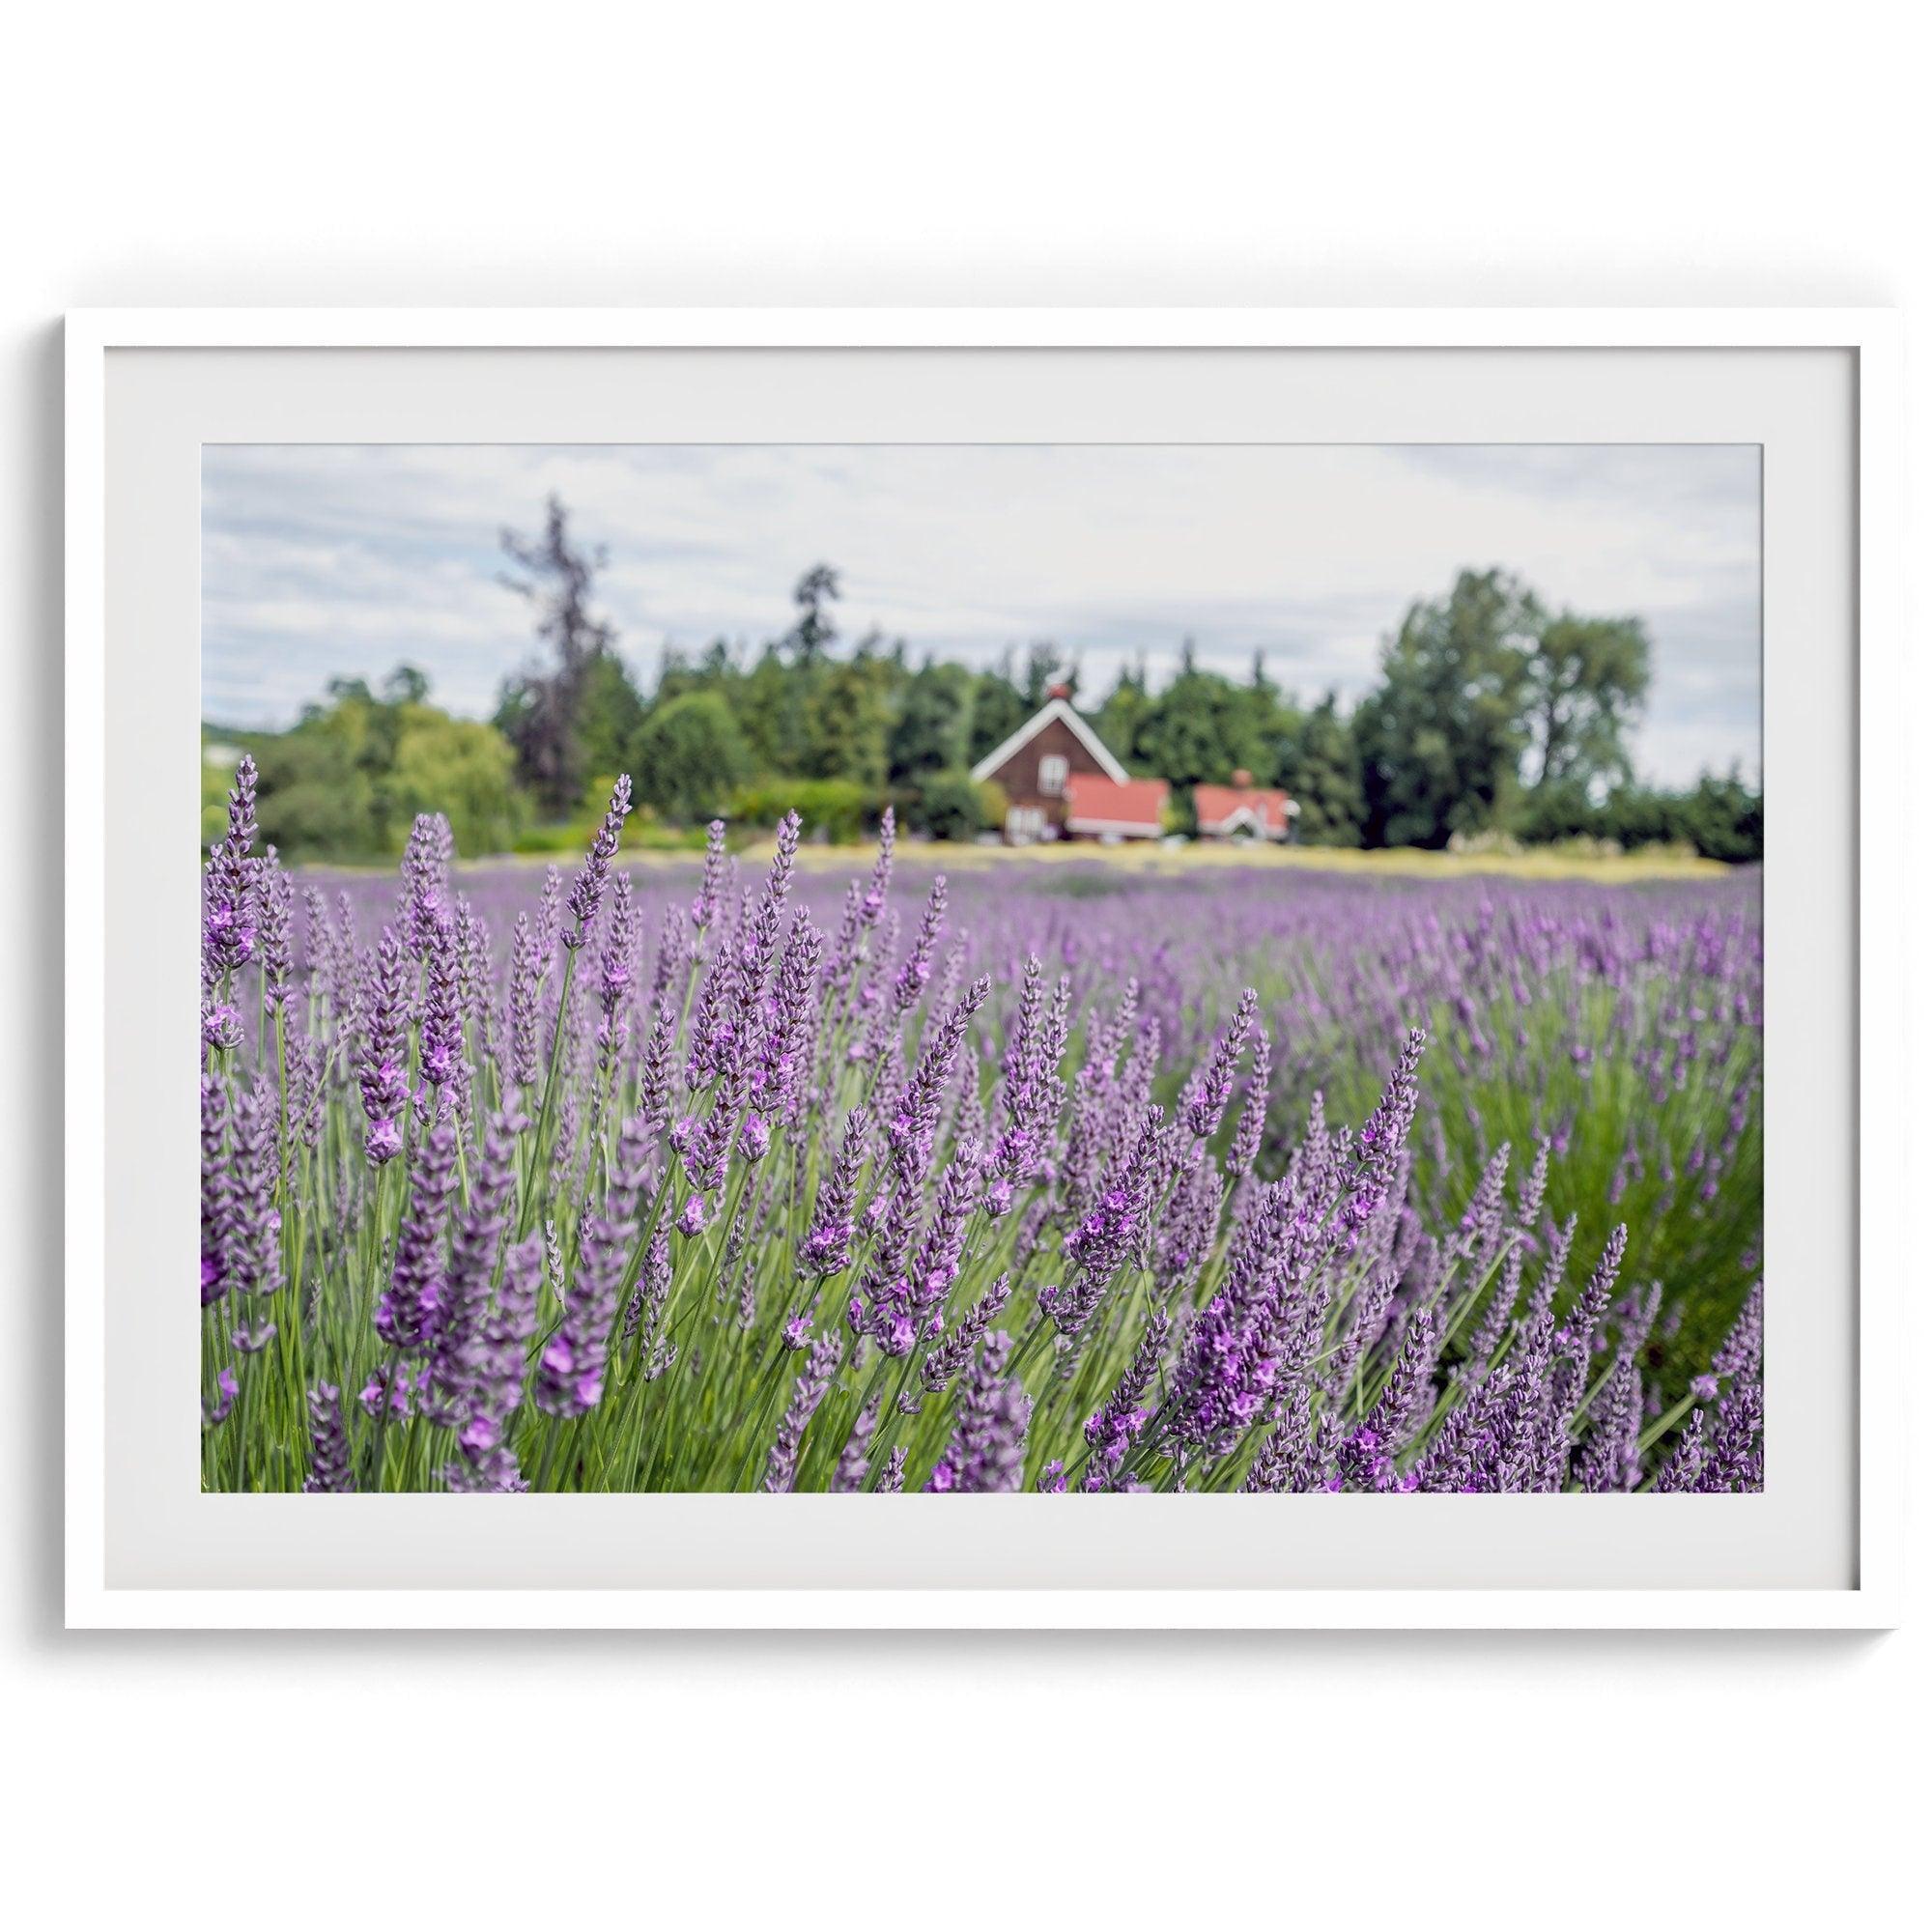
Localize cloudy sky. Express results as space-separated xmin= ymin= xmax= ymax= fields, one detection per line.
xmin=202 ymin=442 xmax=1760 ymax=786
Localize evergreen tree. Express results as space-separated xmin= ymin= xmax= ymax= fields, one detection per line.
xmin=889 ymin=659 xmax=972 ymax=782
xmin=1094 ymin=658 xmax=1152 ymax=768
xmin=1021 ymin=640 xmax=1070 ymax=707
xmin=967 ymin=651 xmax=1030 ymax=766
xmin=786 ymin=564 xmax=841 ymax=667
xmin=737 ymin=642 xmax=803 ymax=775
xmin=1133 ymin=640 xmax=1264 ymax=787
xmin=805 ymin=648 xmax=893 ymax=788
xmin=1276 ymin=692 xmax=1365 ymax=845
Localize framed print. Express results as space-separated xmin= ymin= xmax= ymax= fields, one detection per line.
xmin=64 ymin=309 xmax=1903 ymax=1629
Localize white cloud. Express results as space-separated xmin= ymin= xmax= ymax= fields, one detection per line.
xmin=202 ymin=441 xmax=1759 ymax=785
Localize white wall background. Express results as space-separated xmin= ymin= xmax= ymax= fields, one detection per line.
xmin=4 ymin=4 xmax=1921 ymax=1922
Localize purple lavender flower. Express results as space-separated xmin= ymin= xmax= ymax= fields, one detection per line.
xmin=1083 ymin=1308 xmax=1171 ymax=1487
xmin=443 ymin=1233 xmax=543 ymax=1492
xmin=1184 ymin=987 xmax=1258 ymax=1140
xmin=1053 ymin=1106 xmax=1162 ymax=1333
xmin=1653 ymin=1406 xmax=1707 ymax=1493
xmin=761 ymin=1330 xmax=840 ymax=1492
xmin=564 ymin=776 xmax=634 ymax=946
xmin=302 ymin=1384 xmax=355 ymax=1492
xmin=887 ymin=977 xmax=991 ymax=1186
xmin=894 ymin=874 xmax=948 ymax=1014
xmin=535 ymin=1131 xmax=645 ymax=1421
xmin=831 ymin=1395 xmax=882 ymax=1493
xmin=505 ymin=911 xmax=547 ymax=1091
xmin=357 ymin=925 xmax=411 ymax=1165
xmin=689 ymin=819 xmax=729 ymax=941
xmin=1230 ymin=1022 xmax=1272 ymax=1175
xmin=1576 ymin=1354 xmax=1642 ymax=1492
xmin=200 ymin=1075 xmax=235 ymax=1306
xmin=624 ymin=1227 xmax=673 ymax=1345
xmin=203 ymin=1365 xmax=241 ymax=1428
xmin=423 ymin=1111 xmax=520 ymax=1425
xmin=225 ymin=1080 xmax=283 ymax=1309
xmin=926 ymin=1331 xmax=1032 ymax=1493
xmin=376 ymin=1118 xmax=457 ymax=1351
xmin=1347 ymin=1027 xmax=1427 ymax=1228
xmin=417 ymin=914 xmax=464 ymax=1096
xmin=801 ymin=1108 xmax=868 ymax=1276
xmin=399 ymin=812 xmax=452 ymax=961
xmin=202 ymin=754 xmax=260 ymax=980
xmin=920 ymin=1271 xmax=1012 ymax=1394
xmin=598 ymin=870 xmax=638 ymax=1009
xmin=1557 ymin=1223 xmax=1630 ymax=1390
xmin=258 ymin=853 xmax=293 ymax=1012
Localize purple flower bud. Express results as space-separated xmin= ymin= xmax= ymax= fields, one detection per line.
xmin=564 ymin=776 xmax=633 ymax=946
xmin=302 ymin=1383 xmax=355 ymax=1492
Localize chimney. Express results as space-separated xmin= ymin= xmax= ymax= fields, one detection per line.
xmin=1232 ymin=768 xmax=1252 ymax=787
xmin=1047 ymin=682 xmax=1071 ymax=701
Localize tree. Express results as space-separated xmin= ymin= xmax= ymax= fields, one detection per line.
xmin=250 ymin=730 xmax=383 ymax=860
xmin=1522 ymin=612 xmax=1651 ymax=793
xmin=388 ymin=709 xmax=525 ymax=855
xmin=1275 ymin=691 xmax=1365 ymax=845
xmin=889 ymin=660 xmax=971 ymax=782
xmin=786 ymin=564 xmax=841 ymax=668
xmin=736 ymin=642 xmax=805 ymax=776
xmin=910 ymin=769 xmax=990 ymax=841
xmin=1094 ymin=658 xmax=1152 ymax=767
xmin=1132 ymin=642 xmax=1264 ymax=788
xmin=496 ymin=496 xmax=621 ymax=815
xmin=1353 ymin=569 xmax=1537 ymax=847
xmin=804 ymin=650 xmax=893 ymax=787
xmin=629 ymin=693 xmax=753 ymax=827
xmin=383 ymin=663 xmax=431 ymax=706
xmin=1021 ymin=641 xmax=1072 ymax=707
xmin=967 ymin=652 xmax=1030 ymax=766
xmin=247 ymin=670 xmax=524 ymax=861
xmin=1677 ymin=771 xmax=1763 ymax=862
xmin=577 ymin=650 xmax=648 ymax=787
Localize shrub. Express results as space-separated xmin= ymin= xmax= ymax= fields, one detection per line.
xmin=628 ymin=693 xmax=753 ymax=826
xmin=905 ymin=769 xmax=990 ymax=841
xmin=732 ymin=777 xmax=872 ymax=843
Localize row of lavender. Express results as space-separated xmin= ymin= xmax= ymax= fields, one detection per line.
xmin=200 ymin=759 xmax=1763 ymax=1492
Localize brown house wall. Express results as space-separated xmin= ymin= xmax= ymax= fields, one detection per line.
xmin=982 ymin=716 xmax=1110 ymax=829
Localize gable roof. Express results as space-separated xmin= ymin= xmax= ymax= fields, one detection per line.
xmin=1195 ymin=783 xmax=1298 ymax=835
xmin=1065 ymin=772 xmax=1169 ymax=831
xmin=969 ymin=697 xmax=1130 ymax=787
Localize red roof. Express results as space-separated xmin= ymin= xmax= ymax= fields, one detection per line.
xmin=1195 ymin=784 xmax=1293 ymax=836
xmin=1065 ymin=773 xmax=1169 ymax=831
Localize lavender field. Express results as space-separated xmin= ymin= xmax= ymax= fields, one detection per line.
xmin=201 ymin=762 xmax=1763 ymax=1493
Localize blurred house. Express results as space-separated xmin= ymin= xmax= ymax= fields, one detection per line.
xmin=1063 ymin=773 xmax=1169 ymax=841
xmin=1194 ymin=771 xmax=1299 ymax=842
xmin=971 ymin=686 xmax=1169 ymax=842
xmin=974 ymin=691 xmax=1302 ymax=846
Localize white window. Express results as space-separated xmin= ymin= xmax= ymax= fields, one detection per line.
xmin=1037 ymin=753 xmax=1068 ymax=796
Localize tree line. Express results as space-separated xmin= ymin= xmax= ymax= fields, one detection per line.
xmin=210 ymin=495 xmax=1762 ymax=863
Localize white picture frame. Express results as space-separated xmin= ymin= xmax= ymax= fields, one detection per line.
xmin=65 ymin=308 xmax=1904 ymax=1631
